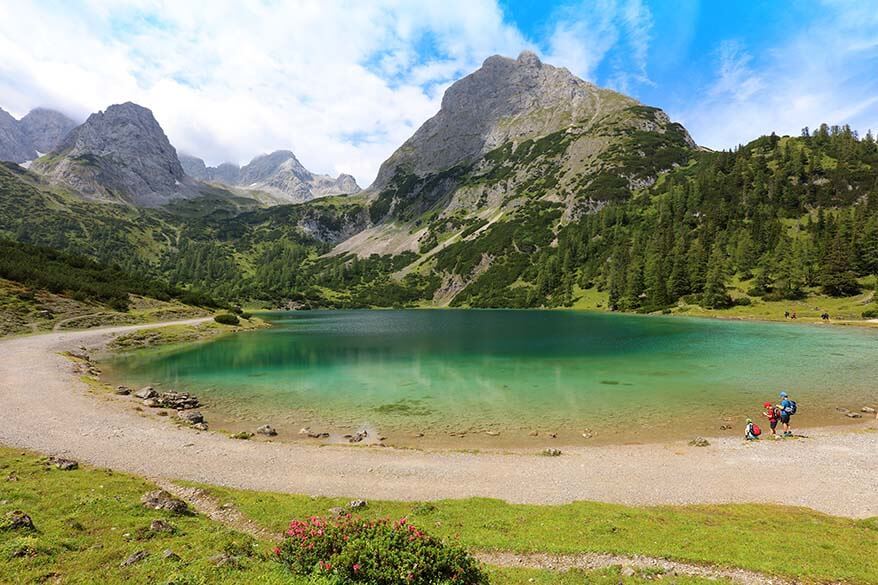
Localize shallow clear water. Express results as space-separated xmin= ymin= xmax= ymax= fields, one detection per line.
xmin=104 ymin=310 xmax=878 ymax=445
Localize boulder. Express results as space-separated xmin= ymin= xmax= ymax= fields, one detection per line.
xmin=141 ymin=490 xmax=189 ymax=515
xmin=120 ymin=550 xmax=149 ymax=567
xmin=256 ymin=424 xmax=277 ymax=436
xmin=134 ymin=386 xmax=157 ymax=400
xmin=178 ymin=411 xmax=204 ymax=424
xmin=155 ymin=391 xmax=200 ymax=410
xmin=49 ymin=457 xmax=79 ymax=470
xmin=542 ymin=448 xmax=562 ymax=457
xmin=115 ymin=386 xmax=132 ymax=395
xmin=192 ymin=422 xmax=209 ymax=431
xmin=209 ymin=552 xmax=241 ymax=568
xmin=2 ymin=510 xmax=35 ymax=531
xmin=862 ymin=406 xmax=876 ymax=414
xmin=162 ymin=549 xmax=181 ymax=561
xmin=150 ymin=519 xmax=176 ymax=534
xmin=348 ymin=430 xmax=368 ymax=443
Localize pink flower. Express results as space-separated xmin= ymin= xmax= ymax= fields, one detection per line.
xmin=353 ymin=563 xmax=361 ymax=573
xmin=272 ymin=546 xmax=281 ymax=556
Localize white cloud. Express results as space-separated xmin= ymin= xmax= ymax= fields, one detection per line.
xmin=0 ymin=0 xmax=529 ymax=186
xmin=678 ymin=1 xmax=878 ymax=148
xmin=543 ymin=0 xmax=654 ymax=92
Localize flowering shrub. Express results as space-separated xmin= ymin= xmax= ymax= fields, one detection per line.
xmin=274 ymin=515 xmax=487 ymax=584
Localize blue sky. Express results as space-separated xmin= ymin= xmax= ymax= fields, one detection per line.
xmin=1 ymin=1 xmax=876 ymax=185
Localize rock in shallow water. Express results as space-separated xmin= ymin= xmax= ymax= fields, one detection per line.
xmin=256 ymin=424 xmax=277 ymax=436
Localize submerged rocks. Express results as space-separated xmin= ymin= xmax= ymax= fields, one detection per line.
xmin=256 ymin=424 xmax=277 ymax=437
xmin=140 ymin=490 xmax=189 ymax=515
xmin=230 ymin=432 xmax=253 ymax=440
xmin=689 ymin=437 xmax=710 ymax=447
xmin=846 ymin=412 xmax=863 ymax=419
xmin=140 ymin=391 xmax=200 ymax=410
xmin=862 ymin=406 xmax=876 ymax=414
xmin=114 ymin=386 xmax=132 ymax=395
xmin=542 ymin=448 xmax=562 ymax=457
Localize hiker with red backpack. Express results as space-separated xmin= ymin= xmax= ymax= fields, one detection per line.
xmin=744 ymin=418 xmax=762 ymax=441
xmin=762 ymin=401 xmax=780 ymax=437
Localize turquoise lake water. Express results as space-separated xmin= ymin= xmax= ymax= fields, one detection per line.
xmin=104 ymin=310 xmax=878 ymax=446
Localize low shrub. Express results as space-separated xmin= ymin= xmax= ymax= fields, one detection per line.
xmin=274 ymin=515 xmax=487 ymax=584
xmin=239 ymin=312 xmax=253 ymax=320
xmin=862 ymin=308 xmax=878 ymax=319
xmin=735 ymin=296 xmax=752 ymax=306
xmin=214 ymin=313 xmax=240 ymax=326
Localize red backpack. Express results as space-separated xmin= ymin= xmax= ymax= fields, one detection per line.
xmin=752 ymin=424 xmax=762 ymax=437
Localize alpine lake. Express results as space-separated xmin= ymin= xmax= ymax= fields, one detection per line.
xmin=103 ymin=310 xmax=878 ymax=448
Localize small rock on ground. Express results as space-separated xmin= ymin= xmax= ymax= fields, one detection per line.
xmin=348 ymin=499 xmax=368 ymax=509
xmin=3 ymin=510 xmax=35 ymax=531
xmin=141 ymin=490 xmax=189 ymax=515
xmin=256 ymin=424 xmax=277 ymax=436
xmin=689 ymin=437 xmax=710 ymax=447
xmin=120 ymin=550 xmax=149 ymax=567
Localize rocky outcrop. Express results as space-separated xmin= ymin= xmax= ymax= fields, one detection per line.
xmin=0 ymin=106 xmax=77 ymax=164
xmin=0 ymin=108 xmax=35 ymax=163
xmin=32 ymin=102 xmax=196 ymax=206
xmin=180 ymin=150 xmax=361 ymax=203
xmin=19 ymin=108 xmax=77 ymax=153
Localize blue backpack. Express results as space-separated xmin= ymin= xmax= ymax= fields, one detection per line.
xmin=785 ymin=400 xmax=798 ymax=415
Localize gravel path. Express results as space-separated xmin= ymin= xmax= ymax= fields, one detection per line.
xmin=1 ymin=321 xmax=876 ymax=518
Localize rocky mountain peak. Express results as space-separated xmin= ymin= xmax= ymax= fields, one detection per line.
xmin=35 ymin=102 xmax=188 ymax=205
xmin=372 ymin=52 xmax=628 ymax=189
xmin=19 ymin=107 xmax=77 ymax=153
xmin=0 ymin=107 xmax=34 ymax=163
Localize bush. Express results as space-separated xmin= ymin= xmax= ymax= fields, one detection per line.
xmin=863 ymin=309 xmax=878 ymax=319
xmin=239 ymin=312 xmax=253 ymax=320
xmin=214 ymin=313 xmax=240 ymax=326
xmin=735 ymin=296 xmax=752 ymax=306
xmin=275 ymin=516 xmax=487 ymax=584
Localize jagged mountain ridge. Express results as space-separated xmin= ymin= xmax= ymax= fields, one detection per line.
xmin=180 ymin=150 xmax=361 ymax=204
xmin=0 ymin=106 xmax=76 ymax=163
xmin=32 ymin=102 xmax=197 ymax=206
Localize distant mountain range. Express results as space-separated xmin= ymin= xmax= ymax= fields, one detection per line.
xmin=1 ymin=103 xmax=359 ymax=206
xmin=1 ymin=52 xmax=875 ymax=312
xmin=180 ymin=150 xmax=360 ymax=205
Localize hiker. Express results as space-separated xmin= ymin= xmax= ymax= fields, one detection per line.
xmin=821 ymin=312 xmax=830 ymax=321
xmin=779 ymin=391 xmax=797 ymax=437
xmin=784 ymin=311 xmax=790 ymax=319
xmin=744 ymin=418 xmax=761 ymax=441
xmin=790 ymin=311 xmax=797 ymax=320
xmin=762 ymin=401 xmax=779 ymax=436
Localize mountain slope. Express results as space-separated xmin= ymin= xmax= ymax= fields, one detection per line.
xmin=181 ymin=150 xmax=361 ymax=203
xmin=32 ymin=102 xmax=196 ymax=206
xmin=340 ymin=51 xmax=694 ymax=264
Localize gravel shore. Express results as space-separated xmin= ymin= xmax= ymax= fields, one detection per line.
xmin=1 ymin=320 xmax=876 ymax=518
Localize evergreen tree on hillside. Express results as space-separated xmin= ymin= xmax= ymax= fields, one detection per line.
xmin=821 ymin=231 xmax=861 ymax=296
xmin=702 ymin=243 xmax=731 ymax=308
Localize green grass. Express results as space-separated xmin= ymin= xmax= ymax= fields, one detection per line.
xmin=191 ymin=486 xmax=878 ymax=584
xmin=107 ymin=316 xmax=268 ymax=353
xmin=0 ymin=446 xmax=750 ymax=584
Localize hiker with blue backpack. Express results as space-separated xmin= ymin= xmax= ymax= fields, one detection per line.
xmin=779 ymin=391 xmax=797 ymax=437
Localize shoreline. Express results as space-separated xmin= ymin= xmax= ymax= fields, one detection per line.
xmin=1 ymin=320 xmax=876 ymax=518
